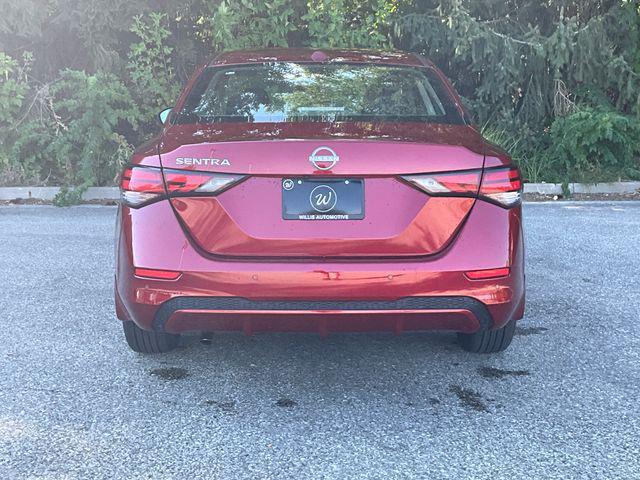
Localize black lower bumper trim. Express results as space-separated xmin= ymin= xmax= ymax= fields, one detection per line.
xmin=152 ymin=296 xmax=493 ymax=331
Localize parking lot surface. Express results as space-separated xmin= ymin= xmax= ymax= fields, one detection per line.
xmin=1 ymin=203 xmax=639 ymax=479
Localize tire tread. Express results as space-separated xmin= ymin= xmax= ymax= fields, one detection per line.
xmin=458 ymin=320 xmax=516 ymax=353
xmin=122 ymin=321 xmax=179 ymax=353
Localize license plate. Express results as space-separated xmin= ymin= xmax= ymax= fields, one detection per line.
xmin=282 ymin=178 xmax=364 ymax=220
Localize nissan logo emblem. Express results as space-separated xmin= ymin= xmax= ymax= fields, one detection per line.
xmin=309 ymin=146 xmax=339 ymax=171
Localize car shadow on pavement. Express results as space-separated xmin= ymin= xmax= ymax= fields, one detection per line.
xmin=129 ymin=330 xmax=536 ymax=414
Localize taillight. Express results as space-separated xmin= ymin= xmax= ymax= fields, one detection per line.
xmin=120 ymin=167 xmax=165 ymax=207
xmin=401 ymin=166 xmax=521 ymax=208
xmin=402 ymin=170 xmax=482 ymax=196
xmin=120 ymin=166 xmax=245 ymax=207
xmin=479 ymin=166 xmax=522 ymax=207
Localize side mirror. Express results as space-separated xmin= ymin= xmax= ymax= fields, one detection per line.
xmin=158 ymin=107 xmax=172 ymax=125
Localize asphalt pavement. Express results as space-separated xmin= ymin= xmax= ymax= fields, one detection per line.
xmin=0 ymin=202 xmax=639 ymax=479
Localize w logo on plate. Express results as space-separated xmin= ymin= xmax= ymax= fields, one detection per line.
xmin=310 ymin=185 xmax=338 ymax=212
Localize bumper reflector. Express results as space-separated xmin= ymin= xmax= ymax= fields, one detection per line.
xmin=134 ymin=268 xmax=182 ymax=280
xmin=465 ymin=267 xmax=510 ymax=280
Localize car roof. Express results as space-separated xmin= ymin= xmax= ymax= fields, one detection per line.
xmin=209 ymin=48 xmax=430 ymax=68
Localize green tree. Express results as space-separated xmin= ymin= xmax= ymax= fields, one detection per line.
xmin=11 ymin=70 xmax=135 ymax=186
xmin=305 ymin=0 xmax=397 ymax=48
xmin=127 ymin=12 xmax=181 ymax=132
xmin=1 ymin=0 xmax=639 ymax=187
xmin=205 ymin=0 xmax=298 ymax=50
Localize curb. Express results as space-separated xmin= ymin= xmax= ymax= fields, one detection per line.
xmin=0 ymin=186 xmax=120 ymax=201
xmin=0 ymin=182 xmax=639 ymax=201
xmin=523 ymin=181 xmax=640 ymax=195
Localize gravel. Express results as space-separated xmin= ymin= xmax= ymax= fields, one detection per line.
xmin=0 ymin=203 xmax=639 ymax=479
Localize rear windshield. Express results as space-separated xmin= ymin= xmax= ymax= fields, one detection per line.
xmin=176 ymin=63 xmax=464 ymax=125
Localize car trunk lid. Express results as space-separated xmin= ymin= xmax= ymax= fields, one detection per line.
xmin=159 ymin=122 xmax=486 ymax=258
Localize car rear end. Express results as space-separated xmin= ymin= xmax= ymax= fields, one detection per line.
xmin=115 ymin=49 xmax=525 ymax=353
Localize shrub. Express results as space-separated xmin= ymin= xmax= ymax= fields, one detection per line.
xmin=0 ymin=52 xmax=30 ymax=125
xmin=482 ymin=123 xmax=558 ymax=183
xmin=7 ymin=120 xmax=56 ymax=185
xmin=0 ymin=52 xmax=32 ymax=182
xmin=548 ymin=107 xmax=640 ymax=182
xmin=205 ymin=0 xmax=297 ymax=50
xmin=10 ymin=70 xmax=136 ymax=188
xmin=53 ymin=185 xmax=88 ymax=207
xmin=1 ymin=1 xmax=640 ymax=188
xmin=127 ymin=12 xmax=181 ymax=133
xmin=305 ymin=0 xmax=396 ymax=48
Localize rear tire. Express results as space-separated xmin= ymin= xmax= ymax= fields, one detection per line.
xmin=122 ymin=321 xmax=180 ymax=353
xmin=458 ymin=319 xmax=516 ymax=353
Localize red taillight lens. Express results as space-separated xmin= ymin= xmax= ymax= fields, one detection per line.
xmin=134 ymin=267 xmax=182 ymax=280
xmin=163 ymin=170 xmax=214 ymax=193
xmin=120 ymin=167 xmax=164 ymax=193
xmin=120 ymin=166 xmax=245 ymax=207
xmin=465 ymin=267 xmax=510 ymax=280
xmin=479 ymin=166 xmax=522 ymax=207
xmin=401 ymin=166 xmax=522 ymax=208
xmin=402 ymin=170 xmax=482 ymax=196
xmin=120 ymin=167 xmax=165 ymax=207
xmin=163 ymin=169 xmax=245 ymax=195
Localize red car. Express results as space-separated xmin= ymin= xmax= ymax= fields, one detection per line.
xmin=115 ymin=48 xmax=525 ymax=354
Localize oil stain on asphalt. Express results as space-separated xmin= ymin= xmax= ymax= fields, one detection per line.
xmin=276 ymin=398 xmax=298 ymax=408
xmin=405 ymin=398 xmax=440 ymax=407
xmin=515 ymin=326 xmax=548 ymax=336
xmin=449 ymin=385 xmax=488 ymax=412
xmin=477 ymin=367 xmax=530 ymax=379
xmin=149 ymin=367 xmax=190 ymax=380
xmin=204 ymin=400 xmax=236 ymax=413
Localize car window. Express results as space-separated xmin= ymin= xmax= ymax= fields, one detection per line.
xmin=177 ymin=63 xmax=464 ymax=125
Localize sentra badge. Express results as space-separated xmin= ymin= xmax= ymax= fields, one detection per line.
xmin=175 ymin=157 xmax=231 ymax=166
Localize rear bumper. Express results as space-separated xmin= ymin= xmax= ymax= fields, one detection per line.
xmin=154 ymin=296 xmax=492 ymax=334
xmin=115 ymin=198 xmax=525 ymax=335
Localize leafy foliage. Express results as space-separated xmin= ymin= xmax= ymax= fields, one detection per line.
xmin=53 ymin=185 xmax=88 ymax=207
xmin=305 ymin=0 xmax=396 ymax=48
xmin=0 ymin=51 xmax=35 ymax=183
xmin=0 ymin=52 xmax=30 ymax=125
xmin=482 ymin=123 xmax=540 ymax=182
xmin=8 ymin=70 xmax=136 ymax=187
xmin=395 ymin=1 xmax=640 ymax=121
xmin=206 ymin=0 xmax=297 ymax=50
xmin=548 ymin=106 xmax=640 ymax=181
xmin=127 ymin=12 xmax=181 ymax=133
xmin=394 ymin=0 xmax=640 ymax=182
xmin=0 ymin=0 xmax=639 ymax=190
